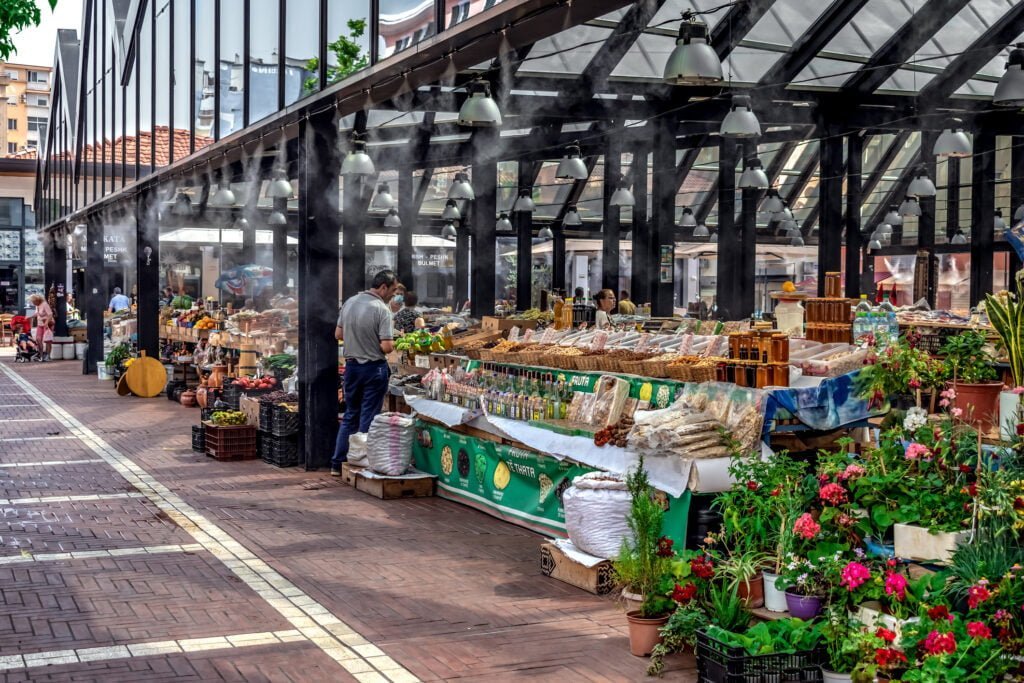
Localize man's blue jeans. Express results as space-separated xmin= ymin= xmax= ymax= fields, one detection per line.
xmin=332 ymin=360 xmax=390 ymax=468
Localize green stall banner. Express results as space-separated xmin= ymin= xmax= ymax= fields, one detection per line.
xmin=413 ymin=420 xmax=690 ymax=544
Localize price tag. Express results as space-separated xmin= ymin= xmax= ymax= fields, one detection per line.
xmin=591 ymin=331 xmax=609 ymax=351
xmin=636 ymin=332 xmax=651 ymax=352
xmin=540 ymin=328 xmax=556 ymax=343
xmin=523 ymin=328 xmax=535 ymax=342
xmin=508 ymin=326 xmax=520 ymax=341
xmin=414 ymin=354 xmax=431 ymax=368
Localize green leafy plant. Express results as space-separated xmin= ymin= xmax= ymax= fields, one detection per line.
xmin=898 ymin=604 xmax=1013 ymax=682
xmin=941 ymin=330 xmax=999 ymax=384
xmin=855 ymin=332 xmax=947 ymax=408
xmin=105 ymin=342 xmax=132 ymax=369
xmin=703 ymin=618 xmax=822 ymax=657
xmin=647 ymin=606 xmax=708 ymax=677
xmin=0 ymin=0 xmax=57 ymax=60
xmin=706 ymin=582 xmax=751 ymax=634
xmin=985 ymin=285 xmax=1024 ymax=387
xmin=303 ymin=19 xmax=369 ymax=94
xmin=821 ymin=606 xmax=859 ymax=673
xmin=614 ymin=457 xmax=673 ymax=618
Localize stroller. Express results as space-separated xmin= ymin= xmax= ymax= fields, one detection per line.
xmin=15 ymin=332 xmax=39 ymax=363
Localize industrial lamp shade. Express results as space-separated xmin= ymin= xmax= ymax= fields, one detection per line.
xmin=709 ymin=231 xmax=718 ymax=243
xmin=995 ymin=209 xmax=1007 ymax=232
xmin=908 ymin=166 xmax=937 ymax=197
xmin=266 ymin=171 xmax=293 ymax=199
xmin=233 ymin=216 xmax=249 ymax=231
xmin=720 ymin=95 xmax=761 ymax=138
xmin=172 ymin=192 xmax=193 ymax=216
xmin=442 ymin=199 xmax=461 ymax=221
xmin=951 ymin=229 xmax=968 ymax=245
xmin=663 ymin=16 xmax=723 ymax=86
xmin=867 ymin=234 xmax=882 ymax=251
xmin=692 ymin=223 xmax=710 ymax=238
xmin=556 ymin=143 xmax=589 ymax=180
xmin=898 ymin=196 xmax=921 ymax=217
xmin=994 ymin=45 xmax=1024 ymax=107
xmin=564 ymin=205 xmax=582 ymax=226
xmin=772 ymin=206 xmax=795 ymax=223
xmin=448 ymin=172 xmax=475 ymax=201
xmin=341 ymin=139 xmax=376 ymax=175
xmin=384 ymin=208 xmax=402 ymax=228
xmin=782 ymin=220 xmax=799 ymax=236
xmin=458 ymin=82 xmax=503 ymax=127
xmin=609 ymin=185 xmax=635 ymax=207
xmin=933 ymin=121 xmax=972 ymax=158
xmin=371 ymin=182 xmax=396 ymax=209
xmin=1016 ymin=204 xmax=1024 ymax=222
xmin=763 ymin=189 xmax=784 ymax=214
xmin=877 ymin=223 xmax=893 ymax=237
xmin=790 ymin=234 xmax=805 ymax=247
xmin=679 ymin=207 xmax=697 ymax=227
xmin=267 ymin=210 xmax=287 ymax=226
xmin=538 ymin=225 xmax=554 ymax=240
xmin=513 ymin=190 xmax=535 ymax=213
xmin=738 ymin=157 xmax=769 ymax=189
xmin=441 ymin=221 xmax=458 ymax=240
xmin=495 ymin=213 xmax=513 ymax=231
xmin=209 ymin=181 xmax=236 ymax=207
xmin=883 ymin=206 xmax=903 ymax=226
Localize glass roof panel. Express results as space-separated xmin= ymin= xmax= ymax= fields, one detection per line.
xmin=518 ymin=24 xmax=613 ymax=75
xmin=649 ymin=0 xmax=737 ymax=32
xmin=745 ymin=0 xmax=835 ymax=48
xmin=910 ymin=0 xmax=1012 ymax=73
xmin=792 ymin=58 xmax=862 ymax=89
xmin=826 ymin=0 xmax=924 ymax=58
xmin=721 ymin=48 xmax=780 ymax=83
xmin=876 ymin=68 xmax=936 ymax=93
xmin=611 ymin=32 xmax=670 ymax=80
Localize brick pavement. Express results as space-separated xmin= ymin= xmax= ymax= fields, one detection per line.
xmin=0 ymin=354 xmax=698 ymax=682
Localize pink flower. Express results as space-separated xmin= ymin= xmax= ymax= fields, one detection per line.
xmin=922 ymin=630 xmax=957 ymax=655
xmin=941 ymin=388 xmax=957 ymax=400
xmin=819 ymin=482 xmax=848 ymax=506
xmin=951 ymin=407 xmax=963 ymax=418
xmin=841 ymin=561 xmax=872 ymax=591
xmin=967 ymin=621 xmax=993 ymax=639
xmin=885 ymin=571 xmax=909 ymax=601
xmin=793 ymin=513 xmax=821 ymax=540
xmin=904 ymin=443 xmax=931 ymax=460
xmin=841 ymin=464 xmax=866 ymax=480
xmin=968 ymin=585 xmax=992 ymax=610
xmin=939 ymin=398 xmax=950 ymax=408
xmin=1013 ymin=386 xmax=1024 ymax=395
xmin=909 ymin=378 xmax=921 ymax=389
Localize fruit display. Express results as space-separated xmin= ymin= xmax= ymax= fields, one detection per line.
xmin=232 ymin=376 xmax=277 ymax=391
xmin=518 ymin=308 xmax=554 ymax=322
xmin=593 ymin=415 xmax=634 ymax=448
xmin=210 ymin=410 xmax=247 ymax=426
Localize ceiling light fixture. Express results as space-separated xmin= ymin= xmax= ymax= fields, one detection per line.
xmin=738 ymin=156 xmax=769 ymax=189
xmin=883 ymin=205 xmax=903 ymax=226
xmin=898 ymin=196 xmax=921 ymax=217
xmin=512 ymin=189 xmax=535 ymax=213
xmin=609 ymin=177 xmax=635 ymax=207
xmin=441 ymin=221 xmax=458 ymax=240
xmin=994 ymin=44 xmax=1024 ymax=107
xmin=663 ymin=13 xmax=723 ymax=86
xmin=442 ymin=199 xmax=461 ymax=221
xmin=951 ymin=229 xmax=968 ymax=245
xmin=564 ymin=205 xmax=582 ymax=226
xmin=268 ymin=210 xmax=287 ymax=226
xmin=371 ymin=182 xmax=396 ymax=209
xmin=458 ymin=81 xmax=503 ymax=127
xmin=995 ymin=209 xmax=1007 ymax=233
xmin=556 ymin=142 xmax=589 ymax=180
xmin=693 ymin=222 xmax=710 ymax=238
xmin=171 ymin=191 xmax=193 ymax=216
xmin=448 ymin=171 xmax=475 ymax=201
xmin=266 ymin=169 xmax=293 ymax=199
xmin=933 ymin=119 xmax=972 ymax=158
xmin=908 ymin=166 xmax=937 ymax=197
xmin=384 ymin=208 xmax=401 ymax=228
xmin=709 ymin=231 xmax=718 ymax=243
xmin=496 ymin=213 xmax=513 ymax=231
xmin=538 ymin=225 xmax=554 ymax=240
xmin=762 ymin=189 xmax=784 ymax=214
xmin=679 ymin=206 xmax=697 ymax=227
xmin=340 ymin=137 xmax=375 ymax=176
xmin=209 ymin=179 xmax=236 ymax=207
xmin=720 ymin=95 xmax=761 ymax=138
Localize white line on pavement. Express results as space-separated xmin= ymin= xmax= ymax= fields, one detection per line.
xmin=0 ymin=435 xmax=77 ymax=442
xmin=0 ymin=460 xmax=101 ymax=468
xmin=0 ymin=542 xmax=204 ymax=565
xmin=0 ymin=492 xmax=146 ymax=506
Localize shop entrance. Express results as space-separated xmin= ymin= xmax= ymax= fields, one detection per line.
xmin=0 ymin=265 xmax=20 ymax=314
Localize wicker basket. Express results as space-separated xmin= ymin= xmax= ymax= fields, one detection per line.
xmin=477 ymin=349 xmax=495 ymax=362
xmin=667 ymin=364 xmax=692 ymax=382
xmin=574 ymin=354 xmax=605 ymax=372
xmin=643 ymin=356 xmax=678 ymax=379
xmin=689 ymin=363 xmax=718 ymax=383
xmin=618 ymin=359 xmax=649 ymax=376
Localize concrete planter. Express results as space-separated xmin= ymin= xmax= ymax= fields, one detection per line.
xmin=893 ymin=523 xmax=968 ymax=564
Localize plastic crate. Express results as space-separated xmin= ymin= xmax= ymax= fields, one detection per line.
xmin=191 ymin=424 xmax=205 ymax=452
xmin=203 ymin=422 xmax=257 ymax=460
xmin=201 ymin=408 xmax=216 ymax=422
xmin=696 ymin=630 xmax=822 ymax=683
xmin=220 ymin=385 xmax=242 ymax=410
xmin=259 ymin=402 xmax=274 ymax=431
xmin=269 ymin=403 xmax=299 ymax=436
xmin=260 ymin=432 xmax=299 ymax=467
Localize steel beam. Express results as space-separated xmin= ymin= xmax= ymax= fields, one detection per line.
xmin=970 ymin=129 xmax=995 ymax=305
xmin=602 ymin=133 xmax=622 ymax=292
xmin=85 ymin=214 xmax=105 ymax=373
xmin=630 ymin=143 xmax=650 ymax=307
xmin=470 ymin=128 xmax=499 ymax=318
xmin=397 ymin=166 xmax=414 ymax=289
xmin=516 ymin=161 xmax=534 ymax=309
xmin=272 ymin=197 xmax=289 ymax=294
xmin=135 ymin=190 xmax=159 ymax=359
xmin=818 ymin=131 xmax=844 ymax=297
xmin=739 ymin=140 xmax=758 ymax=318
xmin=715 ymin=138 xmax=739 ymax=318
xmin=652 ymin=116 xmax=676 ymax=316
xmin=844 ymin=134 xmax=863 ymax=298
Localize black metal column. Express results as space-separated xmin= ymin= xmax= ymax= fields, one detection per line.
xmin=396 ymin=166 xmax=414 ymax=289
xmin=845 ymin=134 xmax=863 ymax=298
xmin=739 ymin=140 xmax=757 ymax=318
xmin=602 ymin=135 xmax=621 ymax=293
xmin=455 ymin=230 xmax=469 ymax=310
xmin=970 ymin=129 xmax=995 ymax=306
xmin=551 ymin=224 xmax=566 ymax=293
xmin=297 ymin=108 xmax=341 ymax=470
xmin=819 ymin=131 xmax=844 ymax=297
xmin=341 ymin=178 xmax=368 ymax=300
xmin=272 ymin=197 xmax=289 ymax=294
xmin=136 ymin=191 xmax=160 ymax=359
xmin=946 ymin=157 xmax=961 ymax=240
xmin=919 ymin=131 xmax=938 ymax=306
xmin=1010 ymin=136 xmax=1024 ymax=276
xmin=651 ymin=117 xmax=676 ymax=317
xmin=85 ymin=215 xmax=105 ymax=374
xmin=630 ymin=144 xmax=649 ymax=307
xmin=715 ymin=138 xmax=739 ymax=319
xmin=515 ymin=162 xmax=533 ymax=307
xmin=470 ymin=130 xmax=498 ymax=319
xmin=240 ymin=217 xmax=256 ymax=266
xmin=51 ymin=235 xmax=68 ymax=338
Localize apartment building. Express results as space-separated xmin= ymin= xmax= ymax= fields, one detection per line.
xmin=0 ymin=62 xmax=52 ymax=157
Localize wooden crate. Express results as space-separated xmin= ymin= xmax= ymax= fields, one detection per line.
xmin=540 ymin=542 xmax=615 ymax=596
xmin=341 ymin=463 xmax=435 ymax=499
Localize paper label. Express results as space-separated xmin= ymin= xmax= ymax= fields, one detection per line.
xmin=591 ymin=331 xmax=609 ymax=351
xmin=636 ymin=333 xmax=651 ymax=352
xmin=508 ymin=326 xmax=520 ymax=341
xmin=523 ymin=328 xmax=534 ymax=342
xmin=415 ymin=354 xmax=431 ymax=368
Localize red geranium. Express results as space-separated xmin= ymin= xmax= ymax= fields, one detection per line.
xmin=671 ymin=582 xmax=697 ymax=604
xmin=875 ymin=627 xmax=897 ymax=643
xmin=819 ymin=482 xmax=848 ymax=506
xmin=968 ymin=584 xmax=992 ymax=610
xmin=656 ymin=536 xmax=675 ymax=558
xmin=746 ymin=480 xmax=759 ymax=491
xmin=927 ymin=604 xmax=953 ymax=622
xmin=690 ymin=555 xmax=714 ymax=580
xmin=966 ymin=621 xmax=992 ymax=639
xmin=922 ymin=630 xmax=957 ymax=656
xmin=874 ymin=647 xmax=907 ymax=668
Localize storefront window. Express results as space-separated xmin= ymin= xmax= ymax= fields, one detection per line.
xmin=194 ymin=0 xmax=216 ymax=141
xmin=379 ymin=0 xmax=435 ymax=60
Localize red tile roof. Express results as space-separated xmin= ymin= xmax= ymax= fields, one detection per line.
xmin=81 ymin=126 xmax=213 ymax=165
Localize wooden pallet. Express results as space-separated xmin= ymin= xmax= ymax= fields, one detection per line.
xmin=540 ymin=542 xmax=615 ymax=596
xmin=340 ymin=463 xmax=435 ymax=499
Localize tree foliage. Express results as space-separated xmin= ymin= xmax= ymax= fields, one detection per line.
xmin=303 ymin=19 xmax=369 ymax=94
xmin=0 ymin=1 xmax=58 ymax=62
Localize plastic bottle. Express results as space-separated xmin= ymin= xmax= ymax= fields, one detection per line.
xmin=878 ymin=292 xmax=898 ymax=339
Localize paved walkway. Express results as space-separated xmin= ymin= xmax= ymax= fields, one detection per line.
xmin=0 ymin=352 xmax=697 ymax=682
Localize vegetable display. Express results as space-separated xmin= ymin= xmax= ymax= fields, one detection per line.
xmin=264 ymin=354 xmax=296 ymax=372
xmin=395 ymin=329 xmax=445 ymax=353
xmin=210 ymin=410 xmax=247 ymax=426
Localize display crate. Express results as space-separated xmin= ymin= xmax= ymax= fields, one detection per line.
xmin=260 ymin=432 xmax=299 ymax=467
xmin=268 ymin=403 xmax=299 ymax=436
xmin=259 ymin=401 xmax=274 ymax=431
xmin=696 ymin=629 xmax=822 ymax=683
xmin=191 ymin=424 xmax=205 ymax=452
xmin=220 ymin=385 xmax=242 ymax=410
xmin=203 ymin=422 xmax=257 ymax=460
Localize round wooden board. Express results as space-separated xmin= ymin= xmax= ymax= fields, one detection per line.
xmin=124 ymin=356 xmax=167 ymax=398
xmin=115 ymin=374 xmax=131 ymax=396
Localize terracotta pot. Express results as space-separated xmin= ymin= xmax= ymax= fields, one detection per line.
xmin=822 ymin=669 xmax=853 ymax=683
xmin=180 ymin=389 xmax=197 ymax=407
xmin=208 ymin=364 xmax=226 ymax=389
xmin=737 ymin=572 xmax=765 ymax=609
xmin=621 ymin=588 xmax=643 ymax=614
xmin=951 ymin=381 xmax=1003 ymax=427
xmin=625 ymin=611 xmax=669 ymax=657
xmin=196 ymin=386 xmax=208 ymax=409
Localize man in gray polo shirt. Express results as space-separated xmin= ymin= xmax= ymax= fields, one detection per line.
xmin=331 ymin=270 xmax=400 ymax=475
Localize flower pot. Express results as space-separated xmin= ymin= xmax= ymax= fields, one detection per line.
xmin=893 ymin=523 xmax=969 ymax=564
xmin=1001 ymin=390 xmax=1022 ymax=441
xmin=851 ymin=601 xmax=919 ymax=640
xmin=763 ymin=571 xmax=788 ymax=613
xmin=737 ymin=572 xmax=765 ymax=609
xmin=784 ymin=592 xmax=823 ymax=620
xmin=863 ymin=535 xmax=896 ymax=560
xmin=822 ymin=669 xmax=853 ymax=683
xmin=621 ymin=588 xmax=643 ymax=614
xmin=951 ymin=381 xmax=1003 ymax=427
xmin=625 ymin=611 xmax=669 ymax=657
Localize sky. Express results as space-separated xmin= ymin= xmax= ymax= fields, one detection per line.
xmin=9 ymin=1 xmax=83 ymax=68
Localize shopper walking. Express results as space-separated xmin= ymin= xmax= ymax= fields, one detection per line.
xmin=108 ymin=287 xmax=131 ymax=313
xmin=331 ymin=270 xmax=400 ymax=475
xmin=28 ymin=294 xmax=53 ymax=361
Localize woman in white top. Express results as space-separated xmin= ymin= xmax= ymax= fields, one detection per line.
xmin=594 ymin=289 xmax=617 ymax=329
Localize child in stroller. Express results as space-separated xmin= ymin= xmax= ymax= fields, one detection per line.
xmin=15 ymin=331 xmax=39 ymax=362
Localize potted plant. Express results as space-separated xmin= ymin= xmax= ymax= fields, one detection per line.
xmin=614 ymin=457 xmax=675 ymax=656
xmin=696 ymin=618 xmax=822 ymax=682
xmin=856 ymin=333 xmax=947 ymax=410
xmin=645 ymin=551 xmax=718 ymax=676
xmin=820 ymin=606 xmax=859 ymax=683
xmin=896 ymin=603 xmax=1013 ymax=682
xmin=940 ymin=330 xmax=1002 ymax=426
xmin=985 ymin=286 xmax=1024 ymax=438
xmin=776 ymin=551 xmax=832 ymax=620
xmin=719 ymin=547 xmax=770 ymax=609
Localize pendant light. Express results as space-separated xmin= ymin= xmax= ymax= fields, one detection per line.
xmin=762 ymin=189 xmax=784 ymax=214
xmin=720 ymin=95 xmax=761 ymax=138
xmin=458 ymin=81 xmax=503 ymax=128
xmin=995 ymin=209 xmax=1007 ymax=233
xmin=371 ymin=182 xmax=396 ymax=209
xmin=268 ymin=210 xmax=287 ymax=226
xmin=679 ymin=206 xmax=697 ymax=227
xmin=908 ymin=165 xmax=937 ymax=197
xmin=209 ymin=179 xmax=236 ymax=207
xmin=693 ymin=222 xmax=710 ymax=238
xmin=1015 ymin=204 xmax=1024 ymax=223
xmin=384 ymin=208 xmax=401 ymax=228
xmin=772 ymin=206 xmax=795 ymax=223
xmin=495 ymin=213 xmax=512 ymax=231
xmin=663 ymin=13 xmax=723 ymax=86
xmin=994 ymin=44 xmax=1024 ymax=107
xmin=556 ymin=142 xmax=588 ymax=180
xmin=441 ymin=221 xmax=458 ymax=240
xmin=782 ymin=219 xmax=799 ymax=237
xmin=564 ymin=205 xmax=582 ymax=226
xmin=790 ymin=233 xmax=805 ymax=247
xmin=233 ymin=216 xmax=249 ymax=231
xmin=877 ymin=223 xmax=893 ymax=237
xmin=171 ymin=191 xmax=193 ymax=216
xmin=933 ymin=119 xmax=972 ymax=158
xmin=709 ymin=231 xmax=718 ymax=243
xmin=513 ymin=189 xmax=535 ymax=213
xmin=898 ymin=196 xmax=921 ymax=217
xmin=951 ymin=229 xmax=968 ymax=245
xmin=341 ymin=137 xmax=375 ymax=176
xmin=867 ymin=232 xmax=882 ymax=252
xmin=448 ymin=171 xmax=475 ymax=201
xmin=266 ymin=170 xmax=293 ymax=199
xmin=609 ymin=177 xmax=635 ymax=207
xmin=538 ymin=225 xmax=554 ymax=240
xmin=883 ymin=205 xmax=903 ymax=226
xmin=738 ymin=157 xmax=769 ymax=189
xmin=442 ymin=199 xmax=461 ymax=221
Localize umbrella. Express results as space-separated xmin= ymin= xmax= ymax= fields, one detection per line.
xmin=215 ymin=264 xmax=273 ymax=296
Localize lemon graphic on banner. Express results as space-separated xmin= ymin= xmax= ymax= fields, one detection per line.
xmin=441 ymin=446 xmax=454 ymax=476
xmin=639 ymin=382 xmax=653 ymax=403
xmin=493 ymin=460 xmax=511 ymax=490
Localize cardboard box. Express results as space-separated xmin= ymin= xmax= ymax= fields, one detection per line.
xmin=481 ymin=316 xmax=540 ymax=333
xmin=341 ymin=463 xmax=435 ymax=499
xmin=540 ymin=542 xmax=615 ymax=595
xmin=70 ymin=327 xmax=88 ymax=342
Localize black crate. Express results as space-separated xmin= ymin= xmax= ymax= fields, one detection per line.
xmin=191 ymin=424 xmax=206 ymax=452
xmin=167 ymin=380 xmax=186 ymax=401
xmin=260 ymin=432 xmax=299 ymax=467
xmin=259 ymin=402 xmax=274 ymax=431
xmin=221 ymin=385 xmax=242 ymax=410
xmin=696 ymin=630 xmax=822 ymax=683
xmin=269 ymin=404 xmax=299 ymax=436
